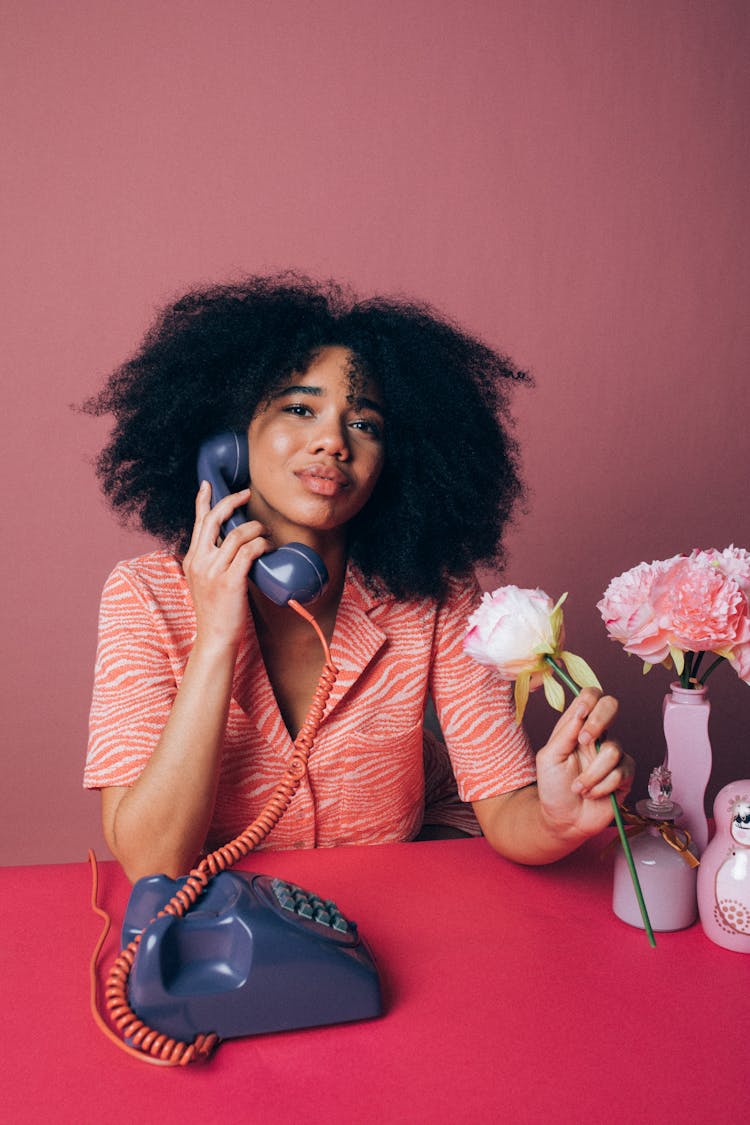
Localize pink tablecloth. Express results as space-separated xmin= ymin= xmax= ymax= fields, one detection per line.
xmin=1 ymin=836 xmax=745 ymax=1123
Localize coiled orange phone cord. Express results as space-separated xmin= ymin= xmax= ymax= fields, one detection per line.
xmin=89 ymin=599 xmax=338 ymax=1066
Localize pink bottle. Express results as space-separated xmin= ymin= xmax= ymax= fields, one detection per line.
xmin=613 ymin=766 xmax=698 ymax=932
xmin=662 ymin=683 xmax=712 ymax=855
xmin=697 ymin=780 xmax=750 ymax=953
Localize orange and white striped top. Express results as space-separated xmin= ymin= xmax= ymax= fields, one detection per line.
xmin=84 ymin=552 xmax=535 ymax=851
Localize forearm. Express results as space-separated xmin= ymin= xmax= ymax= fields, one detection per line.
xmin=104 ymin=636 xmax=238 ymax=882
xmin=473 ymin=785 xmax=589 ymax=866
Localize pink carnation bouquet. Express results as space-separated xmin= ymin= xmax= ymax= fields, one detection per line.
xmin=464 ymin=584 xmax=656 ymax=945
xmin=598 ymin=546 xmax=750 ymax=688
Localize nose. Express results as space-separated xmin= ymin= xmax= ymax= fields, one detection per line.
xmin=308 ymin=416 xmax=350 ymax=460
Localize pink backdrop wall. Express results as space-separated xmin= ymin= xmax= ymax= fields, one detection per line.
xmin=2 ymin=0 xmax=748 ymax=865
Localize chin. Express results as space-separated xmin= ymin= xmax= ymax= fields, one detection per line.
xmin=274 ymin=507 xmax=351 ymax=543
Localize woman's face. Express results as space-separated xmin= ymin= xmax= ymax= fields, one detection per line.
xmin=246 ymin=346 xmax=385 ymax=547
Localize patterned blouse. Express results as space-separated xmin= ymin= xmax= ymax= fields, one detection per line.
xmin=84 ymin=552 xmax=535 ymax=851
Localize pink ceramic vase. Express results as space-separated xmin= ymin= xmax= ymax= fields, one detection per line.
xmin=697 ymin=780 xmax=750 ymax=953
xmin=662 ymin=683 xmax=711 ymax=855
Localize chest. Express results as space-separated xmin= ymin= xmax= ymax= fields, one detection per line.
xmin=260 ymin=631 xmax=328 ymax=738
xmin=212 ymin=588 xmax=438 ymax=745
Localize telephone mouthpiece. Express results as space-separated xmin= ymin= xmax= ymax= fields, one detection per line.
xmin=250 ymin=544 xmax=329 ymax=606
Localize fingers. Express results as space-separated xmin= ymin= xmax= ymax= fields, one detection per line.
xmin=182 ymin=485 xmax=270 ymax=646
xmin=565 ymin=690 xmax=629 ymax=800
xmin=547 ymin=688 xmax=618 ymax=761
xmin=574 ymin=688 xmax=618 ymax=747
xmin=572 ymin=743 xmax=635 ymax=801
xmin=193 ymin=481 xmax=252 ymax=549
xmin=544 ymin=687 xmax=632 ymax=802
xmin=185 ymin=482 xmax=268 ymax=582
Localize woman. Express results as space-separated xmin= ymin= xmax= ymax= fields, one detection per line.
xmin=84 ymin=274 xmax=632 ymax=881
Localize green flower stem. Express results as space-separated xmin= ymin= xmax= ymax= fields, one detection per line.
xmin=681 ymin=653 xmax=693 ymax=690
xmin=544 ymin=655 xmax=656 ymax=948
xmin=698 ymin=654 xmax=725 ymax=684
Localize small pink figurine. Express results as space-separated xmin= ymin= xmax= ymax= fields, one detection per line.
xmin=697 ymin=780 xmax=750 ymax=953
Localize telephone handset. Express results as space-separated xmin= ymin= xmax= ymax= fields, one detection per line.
xmin=196 ymin=431 xmax=328 ymax=606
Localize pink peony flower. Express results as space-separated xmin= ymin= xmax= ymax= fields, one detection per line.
xmin=600 ymin=546 xmax=750 ymax=689
xmin=464 ymin=585 xmax=562 ymax=679
xmin=693 ymin=545 xmax=750 ymax=598
xmin=464 ymin=585 xmax=600 ymax=723
xmin=596 ymin=558 xmax=677 ymax=665
xmin=659 ymin=555 xmax=750 ymax=655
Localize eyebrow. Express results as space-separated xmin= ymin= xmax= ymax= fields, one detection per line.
xmin=272 ymin=384 xmax=384 ymax=415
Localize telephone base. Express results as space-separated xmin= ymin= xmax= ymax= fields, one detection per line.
xmin=123 ymin=870 xmax=382 ymax=1040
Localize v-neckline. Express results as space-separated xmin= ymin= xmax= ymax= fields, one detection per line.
xmin=230 ymin=565 xmax=392 ymax=748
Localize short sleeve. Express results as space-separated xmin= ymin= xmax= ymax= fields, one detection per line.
xmin=429 ymin=576 xmax=536 ymax=802
xmin=83 ymin=563 xmax=180 ymax=789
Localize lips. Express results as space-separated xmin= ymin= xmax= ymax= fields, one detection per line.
xmin=295 ymin=463 xmax=351 ymax=497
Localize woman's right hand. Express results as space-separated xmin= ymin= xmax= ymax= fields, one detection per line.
xmin=182 ymin=481 xmax=270 ymax=649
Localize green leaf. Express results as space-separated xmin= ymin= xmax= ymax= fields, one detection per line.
xmin=560 ymin=651 xmax=602 ymax=691
xmin=670 ymin=647 xmax=685 ymax=676
xmin=543 ymin=671 xmax=566 ymax=712
xmin=642 ymin=661 xmax=652 ymax=675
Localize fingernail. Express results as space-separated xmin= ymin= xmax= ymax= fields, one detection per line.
xmin=578 ymin=730 xmax=592 ymax=745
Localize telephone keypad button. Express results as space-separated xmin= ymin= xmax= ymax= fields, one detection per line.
xmin=268 ymin=877 xmax=355 ymax=937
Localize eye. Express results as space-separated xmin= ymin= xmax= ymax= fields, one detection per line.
xmin=283 ymin=403 xmax=315 ymax=417
xmin=350 ymin=418 xmax=383 ymax=440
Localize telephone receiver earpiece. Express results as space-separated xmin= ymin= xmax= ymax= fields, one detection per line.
xmin=196 ymin=432 xmax=328 ymax=606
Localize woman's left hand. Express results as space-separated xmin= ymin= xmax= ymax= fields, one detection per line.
xmin=534 ymin=688 xmax=634 ymax=839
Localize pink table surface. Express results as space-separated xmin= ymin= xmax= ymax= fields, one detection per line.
xmin=1 ymin=836 xmax=746 ymax=1124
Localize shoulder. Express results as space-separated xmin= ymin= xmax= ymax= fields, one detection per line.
xmin=345 ymin=563 xmax=481 ymax=637
xmin=440 ymin=572 xmax=483 ymax=611
xmin=100 ymin=551 xmax=188 ymax=615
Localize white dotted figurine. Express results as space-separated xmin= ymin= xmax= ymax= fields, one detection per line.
xmin=697 ymin=781 xmax=750 ymax=953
